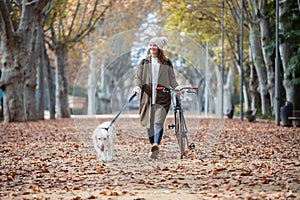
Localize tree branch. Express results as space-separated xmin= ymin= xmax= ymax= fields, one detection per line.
xmin=25 ymin=0 xmax=39 ymax=6
xmin=50 ymin=12 xmax=57 ymax=49
xmin=73 ymin=0 xmax=100 ymax=40
xmin=5 ymin=0 xmax=18 ymax=30
xmin=45 ymin=34 xmax=54 ymax=51
xmin=0 ymin=1 xmax=15 ymax=44
xmin=243 ymin=0 xmax=260 ymax=25
xmin=60 ymin=1 xmax=68 ymax=42
xmin=77 ymin=1 xmax=88 ymax=34
xmin=226 ymin=0 xmax=239 ymax=24
xmin=67 ymin=0 xmax=81 ymax=38
xmin=71 ymin=0 xmax=112 ymax=43
xmin=36 ymin=0 xmax=51 ymax=16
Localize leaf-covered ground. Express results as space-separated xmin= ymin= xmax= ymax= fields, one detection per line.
xmin=0 ymin=116 xmax=299 ymax=200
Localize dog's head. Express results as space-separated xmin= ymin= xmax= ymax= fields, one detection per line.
xmin=93 ymin=128 xmax=110 ymax=152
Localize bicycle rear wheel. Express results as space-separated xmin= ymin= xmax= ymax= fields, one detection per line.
xmin=175 ymin=110 xmax=188 ymax=159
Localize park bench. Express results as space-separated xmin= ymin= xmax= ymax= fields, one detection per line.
xmin=246 ymin=108 xmax=257 ymax=122
xmin=69 ymin=96 xmax=87 ymax=114
xmin=288 ymin=110 xmax=300 ymax=127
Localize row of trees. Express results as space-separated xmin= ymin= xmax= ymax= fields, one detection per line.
xmin=0 ymin=0 xmax=160 ymax=122
xmin=162 ymin=0 xmax=300 ymax=116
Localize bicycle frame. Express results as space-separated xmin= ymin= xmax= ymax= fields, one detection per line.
xmin=156 ymin=86 xmax=198 ymax=158
xmin=172 ymin=94 xmax=189 ymax=158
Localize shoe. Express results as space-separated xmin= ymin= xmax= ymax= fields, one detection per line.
xmin=149 ymin=143 xmax=159 ymax=159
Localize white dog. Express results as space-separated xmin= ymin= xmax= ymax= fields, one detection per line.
xmin=92 ymin=121 xmax=116 ymax=161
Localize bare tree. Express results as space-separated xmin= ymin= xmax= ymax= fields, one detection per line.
xmin=45 ymin=0 xmax=112 ymax=118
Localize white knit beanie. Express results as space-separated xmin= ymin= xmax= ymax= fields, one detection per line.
xmin=149 ymin=36 xmax=168 ymax=49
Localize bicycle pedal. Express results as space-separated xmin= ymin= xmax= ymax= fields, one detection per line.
xmin=168 ymin=124 xmax=175 ymax=129
xmin=189 ymin=143 xmax=195 ymax=149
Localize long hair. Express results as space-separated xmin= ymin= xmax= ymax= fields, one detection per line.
xmin=147 ymin=48 xmax=168 ymax=64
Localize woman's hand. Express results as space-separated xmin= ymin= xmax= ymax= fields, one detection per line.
xmin=175 ymin=86 xmax=185 ymax=95
xmin=132 ymin=86 xmax=141 ymax=95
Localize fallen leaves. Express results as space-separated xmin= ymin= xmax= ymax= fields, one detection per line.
xmin=0 ymin=118 xmax=299 ymax=199
xmin=99 ymin=189 xmax=119 ymax=196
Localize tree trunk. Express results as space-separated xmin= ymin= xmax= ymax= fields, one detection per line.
xmin=0 ymin=50 xmax=25 ymax=122
xmin=236 ymin=61 xmax=251 ymax=111
xmin=55 ymin=44 xmax=70 ymax=118
xmin=259 ymin=15 xmax=275 ymax=113
xmin=19 ymin=4 xmax=41 ymax=121
xmin=24 ymin=74 xmax=37 ymax=121
xmin=23 ymin=39 xmax=37 ymax=121
xmin=248 ymin=52 xmax=260 ymax=111
xmin=98 ymin=68 xmax=112 ymax=114
xmin=233 ymin=34 xmax=251 ymax=112
xmin=243 ymin=80 xmax=250 ymax=111
xmin=207 ymin=64 xmax=216 ymax=114
xmin=87 ymin=52 xmax=99 ymax=115
xmin=224 ymin=64 xmax=235 ymax=113
xmin=36 ymin=20 xmax=45 ymax=120
xmin=249 ymin=22 xmax=271 ymax=115
xmin=45 ymin=49 xmax=56 ymax=119
xmin=240 ymin=61 xmax=250 ymax=112
xmin=0 ymin=1 xmax=50 ymax=122
xmin=279 ymin=2 xmax=295 ymax=106
xmin=214 ymin=66 xmax=223 ymax=116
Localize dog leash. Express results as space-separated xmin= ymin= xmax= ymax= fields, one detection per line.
xmin=103 ymin=93 xmax=137 ymax=131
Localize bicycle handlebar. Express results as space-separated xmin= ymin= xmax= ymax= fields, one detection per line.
xmin=156 ymin=86 xmax=198 ymax=93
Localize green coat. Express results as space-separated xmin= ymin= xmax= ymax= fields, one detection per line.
xmin=135 ymin=56 xmax=179 ymax=128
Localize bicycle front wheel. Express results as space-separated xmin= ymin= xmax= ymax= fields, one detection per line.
xmin=176 ymin=111 xmax=188 ymax=159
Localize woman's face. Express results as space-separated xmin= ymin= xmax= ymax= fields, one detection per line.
xmin=149 ymin=43 xmax=159 ymax=56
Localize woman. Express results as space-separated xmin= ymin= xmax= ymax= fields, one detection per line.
xmin=132 ymin=36 xmax=181 ymax=159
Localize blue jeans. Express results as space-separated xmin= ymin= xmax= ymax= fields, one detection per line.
xmin=146 ymin=123 xmax=163 ymax=145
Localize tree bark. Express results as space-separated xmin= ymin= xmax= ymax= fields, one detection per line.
xmin=36 ymin=20 xmax=45 ymax=120
xmin=243 ymin=80 xmax=250 ymax=111
xmin=45 ymin=49 xmax=55 ymax=119
xmin=0 ymin=4 xmax=25 ymax=122
xmin=279 ymin=2 xmax=295 ymax=107
xmin=0 ymin=54 xmax=25 ymax=122
xmin=22 ymin=32 xmax=38 ymax=121
xmin=0 ymin=0 xmax=50 ymax=122
xmin=224 ymin=64 xmax=235 ymax=113
xmin=214 ymin=66 xmax=223 ymax=115
xmin=233 ymin=34 xmax=251 ymax=112
xmin=55 ymin=44 xmax=70 ymax=118
xmin=249 ymin=21 xmax=271 ymax=115
xmin=248 ymin=45 xmax=260 ymax=111
xmin=98 ymin=68 xmax=112 ymax=114
xmin=249 ymin=63 xmax=260 ymax=111
xmin=259 ymin=14 xmax=275 ymax=113
xmin=87 ymin=52 xmax=99 ymax=115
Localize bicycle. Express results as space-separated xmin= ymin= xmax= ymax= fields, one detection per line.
xmin=156 ymin=86 xmax=198 ymax=159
